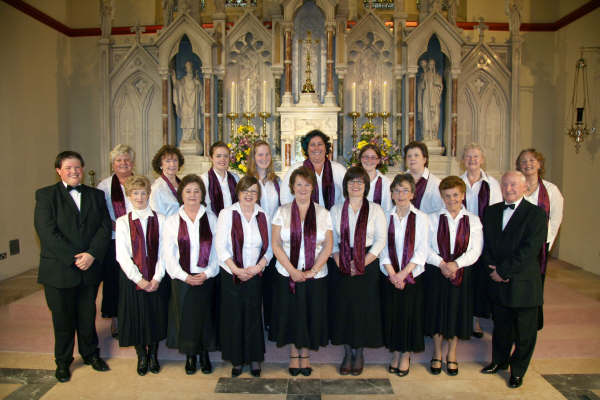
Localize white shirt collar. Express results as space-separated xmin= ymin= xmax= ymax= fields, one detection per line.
xmin=232 ymin=202 xmax=261 ymax=219
xmin=461 ymin=169 xmax=489 ymax=184
xmin=441 ymin=205 xmax=467 ymax=221
xmin=404 ymin=167 xmax=429 ymax=180
xmin=178 ymin=205 xmax=207 ymax=223
xmin=390 ymin=203 xmax=417 ymax=219
xmin=131 ymin=206 xmax=153 ymax=220
xmin=504 ymin=197 xmax=523 ymax=209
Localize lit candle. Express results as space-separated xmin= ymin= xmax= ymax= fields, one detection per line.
xmin=262 ymin=80 xmax=267 ymax=112
xmin=351 ymin=82 xmax=356 ymax=112
xmin=231 ymin=81 xmax=236 ymax=113
xmin=382 ymin=81 xmax=387 ymax=112
xmin=368 ymin=80 xmax=373 ymax=112
xmin=246 ymin=78 xmax=251 ymax=113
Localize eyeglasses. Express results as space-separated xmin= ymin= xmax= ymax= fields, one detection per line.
xmin=348 ymin=179 xmax=365 ymax=186
xmin=361 ymin=155 xmax=380 ymax=161
xmin=392 ymin=188 xmax=412 ymax=194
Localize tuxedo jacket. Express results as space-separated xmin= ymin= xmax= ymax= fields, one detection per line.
xmin=481 ymin=199 xmax=547 ymax=308
xmin=34 ymin=182 xmax=111 ymax=288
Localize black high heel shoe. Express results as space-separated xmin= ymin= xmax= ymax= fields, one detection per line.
xmin=446 ymin=358 xmax=459 ymax=376
xmin=397 ymin=356 xmax=410 ymax=377
xmin=185 ymin=355 xmax=197 ymax=375
xmin=430 ymin=358 xmax=442 ymax=375
xmin=299 ymin=356 xmax=312 ymax=377
xmin=288 ymin=356 xmax=301 ymax=376
xmin=231 ymin=365 xmax=243 ymax=377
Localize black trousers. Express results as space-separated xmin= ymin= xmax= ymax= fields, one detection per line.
xmin=44 ymin=284 xmax=100 ymax=364
xmin=491 ymin=303 xmax=538 ymax=377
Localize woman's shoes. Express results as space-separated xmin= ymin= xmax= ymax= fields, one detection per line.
xmin=250 ymin=362 xmax=261 ymax=377
xmin=289 ymin=356 xmax=301 ymax=376
xmin=185 ymin=355 xmax=197 ymax=375
xmin=351 ymin=352 xmax=364 ymax=376
xmin=388 ymin=364 xmax=399 ymax=374
xmin=299 ymin=356 xmax=312 ymax=377
xmin=339 ymin=353 xmax=352 ymax=375
xmin=231 ymin=365 xmax=243 ymax=377
xmin=472 ymin=330 xmax=484 ymax=339
xmin=430 ymin=358 xmax=442 ymax=375
xmin=199 ymin=351 xmax=212 ymax=374
xmin=397 ymin=356 xmax=410 ymax=377
xmin=446 ymin=359 xmax=459 ymax=376
xmin=136 ymin=354 xmax=148 ymax=376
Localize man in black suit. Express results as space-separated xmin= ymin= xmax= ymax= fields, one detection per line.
xmin=480 ymin=171 xmax=547 ymax=388
xmin=34 ymin=151 xmax=112 ymax=382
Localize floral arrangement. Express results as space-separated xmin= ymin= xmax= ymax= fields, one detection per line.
xmin=347 ymin=122 xmax=402 ymax=174
xmin=228 ymin=124 xmax=258 ymax=175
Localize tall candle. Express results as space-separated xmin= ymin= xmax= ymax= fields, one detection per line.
xmin=246 ymin=78 xmax=251 ymax=113
xmin=351 ymin=82 xmax=356 ymax=112
xmin=368 ymin=80 xmax=373 ymax=112
xmin=262 ymin=80 xmax=267 ymax=112
xmin=382 ymin=81 xmax=388 ymax=112
xmin=231 ymin=81 xmax=236 ymax=113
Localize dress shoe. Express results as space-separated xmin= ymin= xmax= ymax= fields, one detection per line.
xmin=55 ymin=364 xmax=71 ymax=383
xmin=148 ymin=344 xmax=160 ymax=374
xmin=388 ymin=364 xmax=399 ymax=374
xmin=481 ymin=362 xmax=508 ymax=374
xmin=199 ymin=351 xmax=212 ymax=374
xmin=446 ymin=359 xmax=459 ymax=376
xmin=289 ymin=356 xmax=301 ymax=376
xmin=430 ymin=358 xmax=442 ymax=375
xmin=231 ymin=365 xmax=243 ymax=377
xmin=351 ymin=353 xmax=364 ymax=376
xmin=250 ymin=368 xmax=261 ymax=377
xmin=83 ymin=354 xmax=109 ymax=372
xmin=509 ymin=375 xmax=523 ymax=388
xmin=185 ymin=355 xmax=197 ymax=375
xmin=137 ymin=354 xmax=148 ymax=376
xmin=339 ymin=354 xmax=352 ymax=376
xmin=472 ymin=330 xmax=484 ymax=338
xmin=397 ymin=356 xmax=410 ymax=377
xmin=299 ymin=356 xmax=312 ymax=376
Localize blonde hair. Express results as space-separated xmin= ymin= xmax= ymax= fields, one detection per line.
xmin=461 ymin=143 xmax=486 ymax=170
xmin=110 ymin=144 xmax=135 ymax=165
xmin=124 ymin=175 xmax=151 ymax=196
xmin=246 ymin=140 xmax=279 ymax=183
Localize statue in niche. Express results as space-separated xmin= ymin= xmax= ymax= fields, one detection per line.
xmin=505 ymin=0 xmax=522 ymax=39
xmin=418 ymin=59 xmax=444 ymax=141
xmin=100 ymin=0 xmax=113 ymax=40
xmin=162 ymin=0 xmax=175 ymax=27
xmin=171 ymin=61 xmax=203 ymax=143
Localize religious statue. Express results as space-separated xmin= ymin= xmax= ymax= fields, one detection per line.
xmin=162 ymin=0 xmax=175 ymax=27
xmin=505 ymin=0 xmax=522 ymax=40
xmin=171 ymin=61 xmax=203 ymax=144
xmin=99 ymin=0 xmax=113 ymax=40
xmin=418 ymin=59 xmax=444 ymax=141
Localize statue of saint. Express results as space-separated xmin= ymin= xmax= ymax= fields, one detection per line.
xmin=418 ymin=59 xmax=444 ymax=141
xmin=171 ymin=61 xmax=203 ymax=143
xmin=100 ymin=0 xmax=113 ymax=40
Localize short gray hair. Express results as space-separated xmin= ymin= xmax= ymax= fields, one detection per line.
xmin=109 ymin=144 xmax=135 ymax=164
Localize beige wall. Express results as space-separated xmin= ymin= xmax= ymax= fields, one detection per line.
xmin=0 ymin=2 xmax=70 ymax=280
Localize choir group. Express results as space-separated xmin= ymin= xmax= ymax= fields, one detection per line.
xmin=36 ymin=129 xmax=563 ymax=389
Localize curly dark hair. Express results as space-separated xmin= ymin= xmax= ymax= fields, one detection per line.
xmin=301 ymin=130 xmax=332 ymax=158
xmin=151 ymin=145 xmax=184 ymax=174
xmin=516 ymin=148 xmax=546 ymax=178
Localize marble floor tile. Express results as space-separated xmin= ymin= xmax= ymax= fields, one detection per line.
xmin=0 ymin=384 xmax=21 ymax=400
xmin=0 ymin=368 xmax=56 ymax=400
xmin=214 ymin=377 xmax=288 ymax=394
xmin=287 ymin=378 xmax=321 ymax=394
xmin=320 ymin=378 xmax=393 ymax=395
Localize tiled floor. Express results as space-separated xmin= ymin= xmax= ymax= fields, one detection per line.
xmin=0 ymin=258 xmax=599 ymax=399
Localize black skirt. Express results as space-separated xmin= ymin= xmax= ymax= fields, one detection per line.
xmin=329 ymin=257 xmax=383 ymax=348
xmin=423 ymin=263 xmax=473 ymax=340
xmin=262 ymin=258 xmax=277 ymax=329
xmin=220 ymin=272 xmax=265 ymax=365
xmin=101 ymin=239 xmax=119 ymax=318
xmin=269 ymin=272 xmax=328 ymax=350
xmin=472 ymin=258 xmax=492 ymax=318
xmin=117 ymin=270 xmax=168 ymax=347
xmin=381 ymin=273 xmax=425 ymax=353
xmin=167 ymin=276 xmax=218 ymax=354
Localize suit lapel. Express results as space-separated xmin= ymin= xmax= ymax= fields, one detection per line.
xmin=79 ymin=185 xmax=90 ymax=223
xmin=58 ymin=182 xmax=80 ymax=215
xmin=502 ymin=200 xmax=528 ymax=237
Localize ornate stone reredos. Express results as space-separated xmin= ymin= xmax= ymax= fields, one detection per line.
xmin=405 ymin=11 xmax=464 ymax=75
xmin=282 ymin=0 xmax=336 ymax=22
xmin=347 ymin=10 xmax=393 ymax=47
xmin=110 ymin=43 xmax=160 ymax=100
xmin=155 ymin=13 xmax=216 ymax=74
xmin=227 ymin=11 xmax=272 ymax=53
xmin=461 ymin=42 xmax=511 ymax=86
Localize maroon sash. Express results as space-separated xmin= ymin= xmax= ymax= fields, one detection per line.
xmin=463 ymin=177 xmax=490 ymax=221
xmin=537 ymin=178 xmax=550 ymax=274
xmin=339 ymin=199 xmax=370 ymax=276
xmin=437 ymin=213 xmax=470 ymax=287
xmin=160 ymin=174 xmax=180 ymax=199
xmin=128 ymin=211 xmax=159 ymax=290
xmin=372 ymin=176 xmax=383 ymax=205
xmin=388 ymin=211 xmax=416 ymax=285
xmin=304 ymin=159 xmax=335 ymax=210
xmin=231 ymin=209 xmax=269 ymax=283
xmin=289 ymin=200 xmax=317 ymax=293
xmin=208 ymin=168 xmax=238 ymax=215
xmin=412 ymin=176 xmax=427 ymax=209
xmin=273 ymin=179 xmax=281 ymax=206
xmin=177 ymin=212 xmax=213 ymax=274
xmin=111 ymin=174 xmax=127 ymax=220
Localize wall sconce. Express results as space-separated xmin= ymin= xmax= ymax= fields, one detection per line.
xmin=567 ymin=53 xmax=596 ymax=153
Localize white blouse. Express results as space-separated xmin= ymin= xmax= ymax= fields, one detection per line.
xmin=149 ymin=177 xmax=180 ymax=217
xmin=367 ymin=171 xmax=393 ymax=215
xmin=259 ymin=179 xmax=281 ymax=220
xmin=272 ymin=202 xmax=333 ymax=279
xmin=115 ymin=207 xmax=166 ymax=284
xmin=380 ymin=204 xmax=430 ymax=278
xmin=460 ymin=170 xmax=503 ymax=216
xmin=426 ymin=207 xmax=483 ymax=269
xmin=215 ymin=202 xmax=273 ymax=275
xmin=407 ymin=168 xmax=444 ymax=214
xmin=330 ymin=200 xmax=387 ymax=258
xmin=280 ymin=160 xmax=347 ymax=207
xmin=524 ymin=179 xmax=564 ymax=249
xmin=163 ymin=205 xmax=220 ymax=282
xmin=201 ymin=170 xmax=239 ymax=214
xmin=97 ymin=175 xmax=133 ymax=239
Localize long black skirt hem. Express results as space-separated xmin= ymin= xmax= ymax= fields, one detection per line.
xmin=101 ymin=240 xmax=119 ymax=318
xmin=472 ymin=258 xmax=492 ymax=319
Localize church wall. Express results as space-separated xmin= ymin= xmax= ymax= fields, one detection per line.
xmin=0 ymin=2 xmax=70 ymax=280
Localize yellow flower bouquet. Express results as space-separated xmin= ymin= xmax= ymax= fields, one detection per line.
xmin=228 ymin=124 xmax=258 ymax=175
xmin=347 ymin=122 xmax=401 ymax=174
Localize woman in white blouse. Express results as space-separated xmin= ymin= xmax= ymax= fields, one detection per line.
xmin=201 ymin=141 xmax=239 ymax=217
xmin=271 ymin=166 xmax=333 ymax=377
xmin=164 ymin=174 xmax=219 ymax=376
xmin=459 ymin=143 xmax=502 ymax=338
xmin=358 ymin=144 xmax=393 ymax=214
xmin=380 ymin=174 xmax=429 ymax=377
xmin=149 ymin=145 xmax=185 ymax=217
xmin=404 ymin=141 xmax=443 ymax=214
xmin=424 ymin=176 xmax=483 ymax=376
xmin=516 ymin=148 xmax=564 ymax=330
xmin=215 ymin=176 xmax=272 ymax=378
xmin=246 ymin=140 xmax=281 ymax=332
xmin=97 ymin=144 xmax=135 ymax=337
xmin=329 ymin=166 xmax=387 ymax=376
xmin=115 ymin=175 xmax=167 ymax=376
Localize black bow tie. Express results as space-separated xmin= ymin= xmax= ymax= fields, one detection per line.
xmin=503 ymin=203 xmax=515 ymax=210
xmin=67 ymin=185 xmax=82 ymax=193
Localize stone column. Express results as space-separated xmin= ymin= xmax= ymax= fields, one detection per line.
xmin=217 ymin=78 xmax=224 ymax=141
xmin=324 ymin=22 xmax=336 ymax=105
xmin=204 ymin=75 xmax=212 ymax=156
xmin=99 ymin=38 xmax=111 ymax=176
xmin=161 ymin=72 xmax=169 ymax=145
xmin=282 ymin=23 xmax=293 ymax=106
xmin=451 ymin=76 xmax=458 ymax=156
xmin=408 ymin=75 xmax=415 ymax=142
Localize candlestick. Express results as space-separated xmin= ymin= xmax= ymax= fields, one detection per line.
xmin=246 ymin=78 xmax=251 ymax=113
xmin=368 ymin=80 xmax=373 ymax=112
xmin=347 ymin=111 xmax=360 ymax=147
xmin=230 ymin=81 xmax=236 ymax=113
xmin=258 ymin=112 xmax=271 ymax=140
xmin=243 ymin=111 xmax=255 ymax=126
xmin=226 ymin=112 xmax=238 ymax=138
xmin=379 ymin=111 xmax=390 ymax=138
xmin=365 ymin=111 xmax=376 ymax=125
xmin=262 ymin=80 xmax=267 ymax=112
xmin=382 ymin=81 xmax=387 ymax=112
xmin=351 ymin=82 xmax=356 ymax=112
